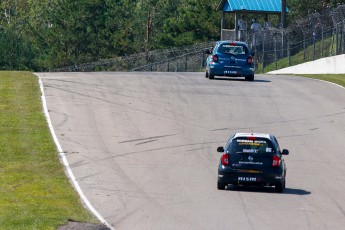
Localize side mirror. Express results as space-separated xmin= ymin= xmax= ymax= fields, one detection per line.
xmin=282 ymin=149 xmax=289 ymax=155
xmin=205 ymin=49 xmax=211 ymax=55
xmin=217 ymin=146 xmax=224 ymax=152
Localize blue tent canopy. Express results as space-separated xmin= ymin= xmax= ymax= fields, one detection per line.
xmin=217 ymin=0 xmax=288 ymax=14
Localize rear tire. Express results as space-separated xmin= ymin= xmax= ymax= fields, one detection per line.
xmin=217 ymin=181 xmax=226 ymax=190
xmin=209 ymin=73 xmax=214 ymax=80
xmin=275 ymin=179 xmax=285 ymax=193
xmin=245 ymin=74 xmax=254 ymax=81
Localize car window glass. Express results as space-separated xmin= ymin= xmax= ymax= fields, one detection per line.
xmin=218 ymin=44 xmax=248 ymax=55
xmin=227 ymin=138 xmax=275 ymax=155
xmin=273 ymin=137 xmax=281 ymax=153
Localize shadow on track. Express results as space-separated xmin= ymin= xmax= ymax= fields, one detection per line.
xmin=212 ymin=77 xmax=271 ymax=83
xmin=224 ymin=185 xmax=311 ymax=195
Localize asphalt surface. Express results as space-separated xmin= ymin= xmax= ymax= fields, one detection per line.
xmin=36 ymin=72 xmax=345 ymax=230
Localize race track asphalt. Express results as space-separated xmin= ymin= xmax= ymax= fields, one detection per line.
xmin=36 ymin=72 xmax=345 ymax=230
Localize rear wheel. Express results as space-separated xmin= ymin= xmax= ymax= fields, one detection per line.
xmin=217 ymin=181 xmax=226 ymax=190
xmin=275 ymin=179 xmax=285 ymax=193
xmin=209 ymin=73 xmax=214 ymax=80
xmin=245 ymin=74 xmax=254 ymax=81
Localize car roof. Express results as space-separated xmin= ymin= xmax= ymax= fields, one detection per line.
xmin=233 ymin=133 xmax=272 ymax=140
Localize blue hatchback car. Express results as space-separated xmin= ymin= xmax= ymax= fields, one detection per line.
xmin=205 ymin=41 xmax=255 ymax=81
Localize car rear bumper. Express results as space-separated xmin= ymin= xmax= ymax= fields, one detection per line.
xmin=208 ymin=65 xmax=254 ymax=77
xmin=218 ymin=165 xmax=284 ymax=186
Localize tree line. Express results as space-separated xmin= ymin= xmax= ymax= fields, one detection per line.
xmin=0 ymin=0 xmax=344 ymax=71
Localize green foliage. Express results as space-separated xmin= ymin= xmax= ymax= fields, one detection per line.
xmin=0 ymin=0 xmax=345 ymax=70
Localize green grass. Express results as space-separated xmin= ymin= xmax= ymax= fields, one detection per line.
xmin=297 ymin=74 xmax=345 ymax=88
xmin=0 ymin=72 xmax=98 ymax=229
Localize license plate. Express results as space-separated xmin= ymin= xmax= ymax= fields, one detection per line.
xmin=224 ymin=70 xmax=238 ymax=75
xmin=238 ymin=177 xmax=257 ymax=182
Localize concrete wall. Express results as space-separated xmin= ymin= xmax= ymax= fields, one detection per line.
xmin=267 ymin=54 xmax=345 ymax=74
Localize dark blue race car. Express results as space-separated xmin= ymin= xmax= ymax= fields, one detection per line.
xmin=205 ymin=41 xmax=255 ymax=81
xmin=217 ymin=133 xmax=289 ymax=193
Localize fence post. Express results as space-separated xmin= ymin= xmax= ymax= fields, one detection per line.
xmin=313 ymin=29 xmax=316 ymax=61
xmin=342 ymin=19 xmax=345 ymax=54
xmin=261 ymin=32 xmax=265 ymax=73
xmin=185 ymin=56 xmax=188 ymax=71
xmin=201 ymin=51 xmax=205 ymax=68
xmin=287 ymin=39 xmax=291 ymax=66
xmin=338 ymin=21 xmax=343 ymax=55
xmin=281 ymin=30 xmax=284 ymax=58
xmin=336 ymin=24 xmax=339 ymax=55
xmin=274 ymin=40 xmax=277 ymax=70
xmin=321 ymin=25 xmax=324 ymax=58
xmin=303 ymin=33 xmax=306 ymax=60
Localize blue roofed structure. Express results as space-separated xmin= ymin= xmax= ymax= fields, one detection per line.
xmin=217 ymin=0 xmax=288 ymax=40
xmin=217 ymin=0 xmax=288 ymax=14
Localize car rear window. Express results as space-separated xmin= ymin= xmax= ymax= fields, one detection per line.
xmin=227 ymin=138 xmax=275 ymax=155
xmin=217 ymin=44 xmax=248 ymax=55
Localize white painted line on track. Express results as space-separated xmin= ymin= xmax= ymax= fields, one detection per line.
xmin=38 ymin=77 xmax=115 ymax=230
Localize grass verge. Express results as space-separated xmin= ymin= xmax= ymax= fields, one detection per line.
xmin=297 ymin=74 xmax=345 ymax=88
xmin=0 ymin=71 xmax=98 ymax=229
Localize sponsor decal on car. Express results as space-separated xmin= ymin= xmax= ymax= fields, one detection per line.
xmin=243 ymin=149 xmax=258 ymax=153
xmin=239 ymin=161 xmax=263 ymax=165
xmin=238 ymin=177 xmax=258 ymax=182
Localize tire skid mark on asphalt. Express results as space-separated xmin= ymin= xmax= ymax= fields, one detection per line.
xmin=238 ymin=192 xmax=255 ymax=230
xmin=97 ymin=141 xmax=222 ymax=161
xmin=135 ymin=139 xmax=158 ymax=145
xmin=118 ymin=133 xmax=178 ymax=143
xmin=328 ymin=194 xmax=345 ymax=217
xmin=82 ymin=80 xmax=181 ymax=225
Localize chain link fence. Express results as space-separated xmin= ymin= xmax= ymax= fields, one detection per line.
xmin=52 ymin=41 xmax=215 ymax=72
xmin=244 ymin=4 xmax=345 ymax=73
xmin=52 ymin=4 xmax=345 ymax=73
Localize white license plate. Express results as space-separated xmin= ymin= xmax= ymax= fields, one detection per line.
xmin=224 ymin=70 xmax=238 ymax=74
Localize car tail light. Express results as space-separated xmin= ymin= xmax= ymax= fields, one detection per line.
xmin=247 ymin=136 xmax=256 ymax=140
xmin=221 ymin=154 xmax=229 ymax=166
xmin=212 ymin=55 xmax=219 ymax=63
xmin=272 ymin=155 xmax=281 ymax=167
xmin=247 ymin=56 xmax=253 ymax=64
